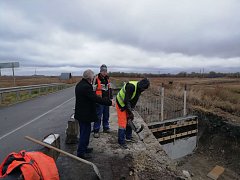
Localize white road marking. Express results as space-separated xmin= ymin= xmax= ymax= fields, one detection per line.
xmin=0 ymin=97 xmax=75 ymax=141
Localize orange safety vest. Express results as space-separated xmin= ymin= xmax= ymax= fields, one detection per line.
xmin=0 ymin=150 xmax=59 ymax=180
xmin=95 ymin=77 xmax=110 ymax=97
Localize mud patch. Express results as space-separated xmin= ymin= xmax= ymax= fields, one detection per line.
xmin=176 ymin=111 xmax=240 ymax=180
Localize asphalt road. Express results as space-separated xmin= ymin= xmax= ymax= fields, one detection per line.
xmin=0 ymin=86 xmax=75 ymax=162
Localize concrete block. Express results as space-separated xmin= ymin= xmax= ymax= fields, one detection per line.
xmin=65 ymin=117 xmax=79 ymax=144
xmin=42 ymin=134 xmax=60 ymax=161
xmin=207 ymin=165 xmax=225 ymax=180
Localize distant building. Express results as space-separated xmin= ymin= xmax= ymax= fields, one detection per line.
xmin=60 ymin=73 xmax=72 ymax=80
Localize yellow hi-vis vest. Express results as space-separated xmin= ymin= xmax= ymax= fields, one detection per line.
xmin=117 ymin=81 xmax=137 ymax=108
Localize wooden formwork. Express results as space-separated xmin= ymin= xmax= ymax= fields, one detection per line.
xmin=148 ymin=115 xmax=198 ymax=144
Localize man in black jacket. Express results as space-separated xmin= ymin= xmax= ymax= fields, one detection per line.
xmin=74 ymin=69 xmax=114 ymax=159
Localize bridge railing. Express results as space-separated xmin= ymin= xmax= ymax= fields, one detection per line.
xmin=0 ymin=83 xmax=71 ymax=105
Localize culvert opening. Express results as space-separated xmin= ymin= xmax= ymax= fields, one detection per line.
xmin=148 ymin=115 xmax=198 ymax=159
xmin=146 ymin=112 xmax=240 ymax=179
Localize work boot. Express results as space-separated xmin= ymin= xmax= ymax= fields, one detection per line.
xmin=78 ymin=153 xmax=92 ymax=160
xmin=93 ymin=132 xmax=100 ymax=138
xmin=126 ymin=137 xmax=137 ymax=143
xmin=103 ymin=128 xmax=110 ymax=133
xmin=119 ymin=143 xmax=128 ymax=149
xmin=86 ymin=147 xmax=93 ymax=153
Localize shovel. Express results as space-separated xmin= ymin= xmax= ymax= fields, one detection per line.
xmin=127 ymin=119 xmax=144 ymax=141
xmin=25 ymin=136 xmax=102 ymax=180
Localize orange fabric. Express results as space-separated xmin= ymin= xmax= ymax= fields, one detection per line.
xmin=0 ymin=150 xmax=59 ymax=180
xmin=96 ymin=77 xmax=102 ymax=96
xmin=26 ymin=151 xmax=59 ymax=180
xmin=95 ymin=77 xmax=110 ymax=96
xmin=116 ymin=103 xmax=127 ymax=129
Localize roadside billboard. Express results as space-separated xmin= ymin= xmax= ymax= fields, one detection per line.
xmin=0 ymin=62 xmax=20 ymax=68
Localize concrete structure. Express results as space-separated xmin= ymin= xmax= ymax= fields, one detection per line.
xmin=148 ymin=115 xmax=198 ymax=159
xmin=42 ymin=134 xmax=60 ymax=161
xmin=61 ymin=107 xmax=184 ymax=179
xmin=65 ymin=114 xmax=79 ymax=144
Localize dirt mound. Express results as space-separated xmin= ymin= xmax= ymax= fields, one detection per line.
xmin=176 ymin=111 xmax=240 ymax=180
xmin=132 ymin=152 xmax=182 ymax=180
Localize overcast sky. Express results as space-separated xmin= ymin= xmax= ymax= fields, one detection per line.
xmin=0 ymin=0 xmax=240 ymax=76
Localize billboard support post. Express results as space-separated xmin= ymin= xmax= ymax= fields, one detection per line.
xmin=0 ymin=62 xmax=20 ymax=86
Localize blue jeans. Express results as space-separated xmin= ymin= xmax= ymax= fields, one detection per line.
xmin=93 ymin=104 xmax=110 ymax=132
xmin=118 ymin=125 xmax=132 ymax=145
xmin=77 ymin=121 xmax=91 ymax=156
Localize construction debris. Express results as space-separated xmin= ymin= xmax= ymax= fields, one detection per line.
xmin=207 ymin=165 xmax=225 ymax=180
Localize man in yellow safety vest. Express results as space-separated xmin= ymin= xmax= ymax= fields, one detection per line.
xmin=116 ymin=78 xmax=150 ymax=149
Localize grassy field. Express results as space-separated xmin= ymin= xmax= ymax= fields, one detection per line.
xmin=0 ymin=76 xmax=80 ymax=88
xmin=112 ymin=76 xmax=240 ymax=124
xmin=151 ymin=77 xmax=240 ymax=124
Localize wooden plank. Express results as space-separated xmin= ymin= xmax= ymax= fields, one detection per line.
xmin=158 ymin=129 xmax=198 ymax=142
xmin=151 ymin=121 xmax=197 ymax=132
xmin=147 ymin=115 xmax=198 ymax=126
xmin=207 ymin=165 xmax=225 ymax=180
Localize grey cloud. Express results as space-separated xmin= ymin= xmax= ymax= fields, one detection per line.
xmin=0 ymin=0 xmax=240 ymax=75
xmin=3 ymin=0 xmax=240 ymax=58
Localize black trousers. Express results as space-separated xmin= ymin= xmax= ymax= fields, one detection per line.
xmin=77 ymin=121 xmax=91 ymax=156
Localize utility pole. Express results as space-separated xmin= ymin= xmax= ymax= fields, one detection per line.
xmin=161 ymin=83 xmax=164 ymax=121
xmin=183 ymin=84 xmax=187 ymax=116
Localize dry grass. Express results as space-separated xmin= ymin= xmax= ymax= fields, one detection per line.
xmin=0 ymin=76 xmax=80 ymax=106
xmin=112 ymin=77 xmax=240 ymax=123
xmin=148 ymin=77 xmax=240 ymax=123
xmin=0 ymin=76 xmax=81 ymax=88
xmin=189 ymin=85 xmax=240 ymax=117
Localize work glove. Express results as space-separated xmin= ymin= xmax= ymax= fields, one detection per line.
xmin=126 ymin=102 xmax=134 ymax=120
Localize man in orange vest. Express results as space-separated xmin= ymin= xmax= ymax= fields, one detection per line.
xmin=93 ymin=64 xmax=113 ymax=138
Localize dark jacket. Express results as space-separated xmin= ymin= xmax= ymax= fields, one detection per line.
xmin=94 ymin=73 xmax=113 ymax=99
xmin=116 ymin=82 xmax=142 ymax=111
xmin=74 ymin=78 xmax=112 ymax=123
